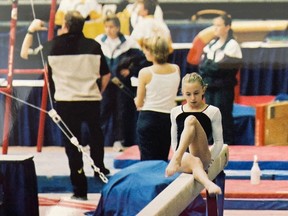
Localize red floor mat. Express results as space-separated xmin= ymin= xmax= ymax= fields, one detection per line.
xmin=237 ymin=95 xmax=275 ymax=106
xmin=228 ymin=145 xmax=288 ymax=161
xmin=116 ymin=145 xmax=288 ymax=161
xmin=200 ymin=180 xmax=288 ymax=199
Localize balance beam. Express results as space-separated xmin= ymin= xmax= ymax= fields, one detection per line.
xmin=137 ymin=144 xmax=229 ymax=216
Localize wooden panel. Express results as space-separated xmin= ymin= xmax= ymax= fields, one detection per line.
xmin=265 ymin=102 xmax=288 ymax=145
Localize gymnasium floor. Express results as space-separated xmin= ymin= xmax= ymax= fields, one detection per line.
xmin=3 ymin=145 xmax=288 ymax=216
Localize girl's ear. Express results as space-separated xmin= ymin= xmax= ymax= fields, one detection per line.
xmin=203 ymin=85 xmax=207 ymax=92
xmin=225 ymin=25 xmax=231 ymax=33
xmin=202 ymin=86 xmax=207 ymax=98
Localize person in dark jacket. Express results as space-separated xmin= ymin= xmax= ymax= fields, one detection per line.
xmin=21 ymin=11 xmax=111 ymax=200
xmin=199 ymin=14 xmax=242 ymax=145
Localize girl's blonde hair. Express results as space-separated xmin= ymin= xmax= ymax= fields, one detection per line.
xmin=181 ymin=72 xmax=208 ymax=90
xmin=142 ymin=36 xmax=169 ymax=64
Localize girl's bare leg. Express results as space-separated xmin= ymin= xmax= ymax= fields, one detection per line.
xmin=181 ymin=154 xmax=222 ymax=195
xmin=165 ymin=116 xmax=222 ymax=195
xmin=165 ymin=115 xmax=205 ymax=176
xmin=165 ymin=119 xmax=194 ymax=176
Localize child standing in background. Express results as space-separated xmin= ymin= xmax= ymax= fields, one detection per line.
xmin=135 ymin=36 xmax=180 ymax=161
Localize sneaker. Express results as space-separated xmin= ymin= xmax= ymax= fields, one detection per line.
xmin=101 ymin=167 xmax=110 ymax=175
xmin=71 ymin=194 xmax=88 ymax=201
xmin=94 ymin=167 xmax=110 ymax=179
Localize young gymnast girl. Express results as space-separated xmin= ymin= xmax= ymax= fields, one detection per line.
xmin=165 ymin=72 xmax=224 ymax=195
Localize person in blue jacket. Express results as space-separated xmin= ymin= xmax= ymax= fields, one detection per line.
xmin=95 ymin=14 xmax=149 ymax=148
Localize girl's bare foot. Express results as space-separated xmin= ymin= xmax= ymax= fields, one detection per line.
xmin=165 ymin=158 xmax=181 ymax=177
xmin=206 ymin=183 xmax=222 ymax=195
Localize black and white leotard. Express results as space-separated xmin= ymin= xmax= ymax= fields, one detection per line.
xmin=170 ymin=104 xmax=224 ymax=160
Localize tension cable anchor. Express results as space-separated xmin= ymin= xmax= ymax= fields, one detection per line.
xmin=48 ymin=109 xmax=61 ymax=123
xmin=70 ymin=136 xmax=82 ymax=152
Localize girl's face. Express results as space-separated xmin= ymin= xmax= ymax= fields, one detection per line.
xmin=137 ymin=2 xmax=147 ymax=17
xmin=213 ymin=17 xmax=229 ymax=38
xmin=182 ymin=82 xmax=205 ymax=109
xmin=104 ymin=20 xmax=119 ymax=39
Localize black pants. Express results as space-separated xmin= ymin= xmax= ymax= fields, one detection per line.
xmin=137 ymin=111 xmax=171 ymax=161
xmin=205 ymin=87 xmax=235 ymax=144
xmin=56 ymin=101 xmax=105 ymax=196
xmin=101 ymin=83 xmax=137 ymax=146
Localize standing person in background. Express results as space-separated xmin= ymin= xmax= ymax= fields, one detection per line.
xmin=165 ymin=72 xmax=223 ymax=195
xmin=95 ymin=14 xmax=149 ymax=149
xmin=130 ymin=0 xmax=173 ymax=53
xmin=134 ymin=36 xmax=180 ymax=161
xmin=125 ymin=0 xmax=163 ymax=31
xmin=54 ymin=0 xmax=103 ymax=36
xmin=55 ymin=0 xmax=102 ymax=26
xmin=21 ymin=11 xmax=111 ymax=201
xmin=198 ymin=14 xmax=242 ymax=145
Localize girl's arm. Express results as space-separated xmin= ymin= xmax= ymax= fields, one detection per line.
xmin=134 ymin=68 xmax=149 ymax=110
xmin=210 ymin=108 xmax=224 ymax=160
xmin=170 ymin=108 xmax=178 ymax=151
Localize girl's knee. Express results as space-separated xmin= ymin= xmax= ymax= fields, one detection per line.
xmin=188 ymin=156 xmax=204 ymax=172
xmin=185 ymin=154 xmax=202 ymax=167
xmin=184 ymin=115 xmax=198 ymax=127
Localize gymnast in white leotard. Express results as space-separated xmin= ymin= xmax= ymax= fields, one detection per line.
xmin=166 ymin=72 xmax=224 ymax=195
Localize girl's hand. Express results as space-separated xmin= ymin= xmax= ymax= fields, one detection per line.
xmin=120 ymin=69 xmax=130 ymax=78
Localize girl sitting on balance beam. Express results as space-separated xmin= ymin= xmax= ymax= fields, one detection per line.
xmin=166 ymin=72 xmax=223 ymax=195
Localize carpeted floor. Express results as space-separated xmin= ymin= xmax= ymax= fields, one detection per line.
xmin=38 ymin=193 xmax=100 ymax=216
xmin=2 ymin=146 xmax=288 ymax=215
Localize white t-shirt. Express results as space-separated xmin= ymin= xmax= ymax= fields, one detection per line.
xmin=126 ymin=3 xmax=164 ymax=28
xmin=141 ymin=67 xmax=180 ymax=113
xmin=57 ymin=0 xmax=102 ymax=19
xmin=130 ymin=17 xmax=171 ymax=42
